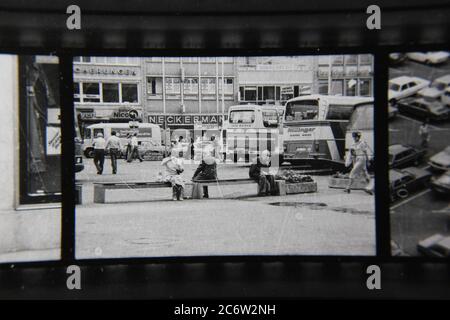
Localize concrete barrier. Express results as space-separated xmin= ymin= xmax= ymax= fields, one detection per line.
xmin=276 ymin=180 xmax=317 ymax=195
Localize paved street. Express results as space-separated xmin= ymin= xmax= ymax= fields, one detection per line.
xmin=389 ymin=58 xmax=450 ymax=256
xmin=75 ymin=159 xmax=375 ymax=258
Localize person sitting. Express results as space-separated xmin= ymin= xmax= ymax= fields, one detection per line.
xmin=192 ymin=152 xmax=218 ymax=198
xmin=249 ymin=150 xmax=276 ymax=196
xmin=160 ymin=147 xmax=185 ymax=201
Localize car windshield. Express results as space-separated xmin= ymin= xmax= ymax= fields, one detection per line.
xmin=389 ymin=83 xmax=401 ymax=91
xmin=285 ymin=100 xmax=319 ymax=121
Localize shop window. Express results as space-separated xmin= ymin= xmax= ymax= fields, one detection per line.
xmin=257 ymin=87 xmax=263 ymax=101
xmin=359 ymin=54 xmax=372 ymax=65
xmin=263 ymin=86 xmax=275 ymax=101
xmin=102 ymin=83 xmax=120 ymax=103
xmin=184 ymin=78 xmax=199 ymax=95
xmin=82 ymin=82 xmax=100 ymax=102
xmin=346 ymin=79 xmax=357 ymax=96
xmin=147 ymin=77 xmax=163 ymax=96
xmin=19 ymin=56 xmax=61 ymax=204
xmin=74 ymin=82 xmax=80 ymax=102
xmin=359 ymin=79 xmax=372 ymax=96
xmin=166 ymin=78 xmax=181 ymax=96
xmin=244 ymin=87 xmax=257 ymax=101
xmin=122 ymin=83 xmax=138 ymax=103
xmin=218 ymin=78 xmax=233 ymax=95
xmin=201 ymin=78 xmax=216 ymax=96
xmin=330 ymin=80 xmax=344 ymax=95
xmin=275 ymin=86 xmax=281 ymax=101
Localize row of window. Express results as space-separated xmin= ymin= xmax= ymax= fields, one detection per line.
xmin=74 ymin=56 xmax=235 ymax=64
xmin=238 ymin=85 xmax=306 ymax=103
xmin=147 ymin=77 xmax=234 ymax=96
xmin=318 ymin=79 xmax=372 ymax=96
xmin=74 ymin=82 xmax=139 ymax=104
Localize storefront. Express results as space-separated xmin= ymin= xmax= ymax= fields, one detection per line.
xmin=73 ymin=58 xmax=143 ymax=139
xmin=147 ymin=113 xmax=226 ymax=142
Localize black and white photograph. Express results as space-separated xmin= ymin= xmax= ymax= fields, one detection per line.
xmin=74 ymin=55 xmax=376 ymax=258
xmin=389 ymin=51 xmax=450 ymax=257
xmin=0 ymin=54 xmax=62 ymax=263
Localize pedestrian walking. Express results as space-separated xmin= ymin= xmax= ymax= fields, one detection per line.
xmin=92 ymin=132 xmax=106 ymax=174
xmin=125 ymin=133 xmax=132 ymax=161
xmin=345 ymin=131 xmax=373 ymax=194
xmin=105 ymin=130 xmax=122 ymax=174
xmin=190 ymin=137 xmax=195 ymax=160
xmin=249 ymin=150 xmax=276 ymax=196
xmin=419 ymin=120 xmax=430 ymax=149
xmin=161 ymin=147 xmax=185 ymax=201
xmin=128 ymin=132 xmax=144 ymax=162
xmin=192 ymin=152 xmax=218 ymax=198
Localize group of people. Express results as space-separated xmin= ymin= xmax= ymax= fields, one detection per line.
xmin=91 ymin=131 xmax=146 ymax=175
xmin=160 ymin=145 xmax=219 ymax=201
xmin=91 ymin=130 xmax=374 ymax=200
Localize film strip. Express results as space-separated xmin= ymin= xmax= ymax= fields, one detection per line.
xmin=0 ymin=0 xmax=449 ymax=303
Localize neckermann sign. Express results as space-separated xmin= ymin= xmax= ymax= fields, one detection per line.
xmin=148 ymin=114 xmax=226 ymax=126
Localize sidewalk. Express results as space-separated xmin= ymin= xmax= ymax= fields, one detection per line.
xmin=76 ymin=160 xmax=376 ymax=258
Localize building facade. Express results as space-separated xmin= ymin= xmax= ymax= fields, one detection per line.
xmin=73 ymin=56 xmax=144 ymax=137
xmin=143 ymin=57 xmax=238 ymax=137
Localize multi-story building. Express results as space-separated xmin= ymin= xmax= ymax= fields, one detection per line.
xmin=143 ymin=57 xmax=238 ymax=137
xmin=236 ymin=55 xmax=374 ymax=106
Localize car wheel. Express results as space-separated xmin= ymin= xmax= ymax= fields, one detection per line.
xmin=84 ymin=148 xmax=94 ymax=158
xmin=397 ymin=188 xmax=409 ymax=199
xmin=389 ymin=98 xmax=397 ymax=106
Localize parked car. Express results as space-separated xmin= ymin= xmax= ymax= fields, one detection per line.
xmin=417 ymin=234 xmax=450 ymax=257
xmin=407 ymin=51 xmax=450 ymax=65
xmin=388 ymin=104 xmax=398 ymax=119
xmin=389 ymin=53 xmax=407 ymax=65
xmin=428 ymin=146 xmax=450 ymax=171
xmin=418 ymin=74 xmax=450 ymax=100
xmin=397 ymin=97 xmax=450 ymax=121
xmin=442 ymin=87 xmax=450 ymax=107
xmin=388 ymin=76 xmax=430 ymax=104
xmin=389 ymin=144 xmax=427 ymax=168
xmin=430 ymin=171 xmax=450 ymax=195
xmin=389 ymin=166 xmax=432 ymax=201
